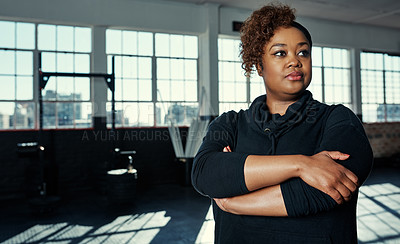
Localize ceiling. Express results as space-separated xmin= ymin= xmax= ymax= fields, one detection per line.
xmin=159 ymin=0 xmax=400 ymax=29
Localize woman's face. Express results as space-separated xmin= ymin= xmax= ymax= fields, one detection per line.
xmin=257 ymin=26 xmax=312 ymax=101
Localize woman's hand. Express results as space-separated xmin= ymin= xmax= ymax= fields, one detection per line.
xmin=298 ymin=151 xmax=359 ymax=204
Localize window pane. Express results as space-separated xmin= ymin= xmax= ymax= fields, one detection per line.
xmin=75 ymin=102 xmax=92 ymax=128
xmin=43 ymin=80 xmax=57 ymax=100
xmin=0 ymin=76 xmax=15 ymax=100
xmin=122 ymin=56 xmax=137 ymax=79
xmin=138 ymin=32 xmax=153 ymax=56
xmin=16 ymin=23 xmax=35 ymax=49
xmin=0 ymin=50 xmax=15 ymax=75
xmin=386 ymin=104 xmax=400 ymax=122
xmin=57 ymin=26 xmax=74 ymax=51
xmin=185 ymin=80 xmax=197 ymax=102
xmin=106 ymin=29 xmax=121 ymax=54
xmin=184 ymin=35 xmax=198 ymax=58
xmin=155 ymin=33 xmax=170 ymax=57
xmin=74 ymin=77 xmax=90 ymax=101
xmin=16 ymin=76 xmax=33 ymax=100
xmin=16 ymin=51 xmax=33 ymax=75
xmin=184 ymin=60 xmax=197 ymax=80
xmin=74 ymin=54 xmax=90 ymax=73
xmin=157 ymin=79 xmax=171 ymax=101
xmin=43 ymin=102 xmax=56 ymax=128
xmin=312 ymin=47 xmax=322 ymax=67
xmin=57 ymin=53 xmax=74 ymax=72
xmin=138 ymin=79 xmax=152 ymax=101
xmin=122 ymin=31 xmax=137 ymax=55
xmin=42 ymin=52 xmax=56 ymax=72
xmin=170 ymin=35 xmax=183 ymax=58
xmin=385 ymin=72 xmax=400 ymax=104
xmin=171 ymin=80 xmax=184 ymax=101
xmin=57 ymin=77 xmax=74 ymax=100
xmin=156 ymin=102 xmax=198 ymax=126
xmin=123 ymin=79 xmax=138 ymax=100
xmin=16 ymin=102 xmax=35 ymax=129
xmin=0 ymin=102 xmax=14 ymax=129
xmin=309 ymin=67 xmax=322 ymax=101
xmin=38 ymin=24 xmax=56 ymax=50
xmin=171 ymin=59 xmax=184 ymax=80
xmin=0 ymin=21 xmax=15 ymax=48
xmin=114 ymin=78 xmax=123 ymax=101
xmin=57 ymin=102 xmax=74 ymax=127
xmin=250 ymin=75 xmax=264 ymax=101
xmin=137 ymin=103 xmax=154 ymax=126
xmin=361 ymin=70 xmax=384 ymax=104
xmin=219 ymin=103 xmax=248 ymax=113
xmin=138 ymin=57 xmax=151 ymax=79
xmin=157 ymin=58 xmax=170 ymax=79
xmin=75 ymin=27 xmax=91 ymax=52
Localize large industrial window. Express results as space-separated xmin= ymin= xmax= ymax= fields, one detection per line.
xmin=0 ymin=21 xmax=35 ymax=130
xmin=106 ymin=30 xmax=198 ymax=127
xmin=39 ymin=24 xmax=92 ymax=128
xmin=308 ymin=47 xmax=352 ymax=108
xmin=361 ymin=52 xmax=400 ymax=122
xmin=218 ymin=38 xmax=264 ymax=113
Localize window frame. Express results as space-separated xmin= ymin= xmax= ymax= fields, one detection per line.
xmin=105 ymin=29 xmax=200 ymax=128
xmin=361 ymin=50 xmax=400 ymax=123
xmin=0 ymin=19 xmax=94 ymax=131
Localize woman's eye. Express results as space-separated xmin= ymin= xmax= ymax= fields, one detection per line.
xmin=274 ymin=51 xmax=286 ymax=57
xmin=298 ymin=50 xmax=310 ymax=57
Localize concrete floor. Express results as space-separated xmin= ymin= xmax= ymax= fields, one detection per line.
xmin=0 ymin=166 xmax=399 ymax=244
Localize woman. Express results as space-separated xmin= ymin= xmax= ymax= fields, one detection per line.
xmin=192 ymin=3 xmax=373 ymax=244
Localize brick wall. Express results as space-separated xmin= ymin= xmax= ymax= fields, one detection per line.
xmin=364 ymin=122 xmax=400 ymax=158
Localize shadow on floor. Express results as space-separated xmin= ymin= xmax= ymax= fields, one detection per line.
xmin=0 ymin=184 xmax=211 ymax=244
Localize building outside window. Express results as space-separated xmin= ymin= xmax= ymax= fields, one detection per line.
xmin=39 ymin=24 xmax=92 ymax=128
xmin=218 ymin=38 xmax=264 ymax=113
xmin=308 ymin=46 xmax=352 ymax=109
xmin=0 ymin=21 xmax=35 ymax=130
xmin=361 ymin=52 xmax=400 ymax=122
xmin=106 ymin=30 xmax=198 ymax=127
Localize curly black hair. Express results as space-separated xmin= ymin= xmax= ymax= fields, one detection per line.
xmin=240 ymin=3 xmax=312 ymax=77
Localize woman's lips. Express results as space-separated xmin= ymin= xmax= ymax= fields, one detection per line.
xmin=285 ymin=71 xmax=304 ymax=81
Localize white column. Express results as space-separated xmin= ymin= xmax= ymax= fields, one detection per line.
xmin=199 ymin=3 xmax=220 ymax=117
xmin=350 ymin=48 xmax=362 ymax=117
xmin=91 ymin=26 xmax=108 ymax=128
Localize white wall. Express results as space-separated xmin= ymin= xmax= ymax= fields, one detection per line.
xmin=0 ymin=0 xmax=207 ymax=34
xmin=220 ymin=6 xmax=400 ymax=53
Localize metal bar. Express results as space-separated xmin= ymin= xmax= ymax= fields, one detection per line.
xmin=111 ymin=56 xmax=116 ymax=131
xmin=41 ymin=72 xmax=113 ymax=78
xmin=39 ymin=52 xmax=43 ymax=130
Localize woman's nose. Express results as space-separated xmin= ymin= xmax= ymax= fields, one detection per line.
xmin=287 ymin=55 xmax=302 ymax=68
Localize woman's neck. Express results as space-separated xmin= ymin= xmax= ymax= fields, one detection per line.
xmin=266 ymin=94 xmax=299 ymax=115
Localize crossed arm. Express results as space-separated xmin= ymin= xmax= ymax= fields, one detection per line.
xmin=214 ymin=147 xmax=358 ymax=217
xmin=192 ymin=107 xmax=373 ymax=218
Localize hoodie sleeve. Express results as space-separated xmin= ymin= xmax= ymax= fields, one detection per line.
xmin=191 ymin=111 xmax=250 ymax=198
xmin=281 ymin=105 xmax=374 ymax=217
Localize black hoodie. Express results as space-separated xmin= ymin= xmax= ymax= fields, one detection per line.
xmin=192 ymin=91 xmax=373 ymax=243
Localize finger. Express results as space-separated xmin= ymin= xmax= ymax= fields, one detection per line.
xmin=326 ymin=151 xmax=350 ymax=160
xmin=223 ymin=146 xmax=232 ymax=152
xmin=328 ymin=188 xmax=345 ymax=204
xmin=336 ymin=184 xmax=352 ymax=202
xmin=341 ymin=174 xmax=358 ymax=193
xmin=344 ymin=170 xmax=359 ymax=186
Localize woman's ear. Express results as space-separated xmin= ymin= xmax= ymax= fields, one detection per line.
xmin=256 ymin=63 xmax=263 ymax=76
